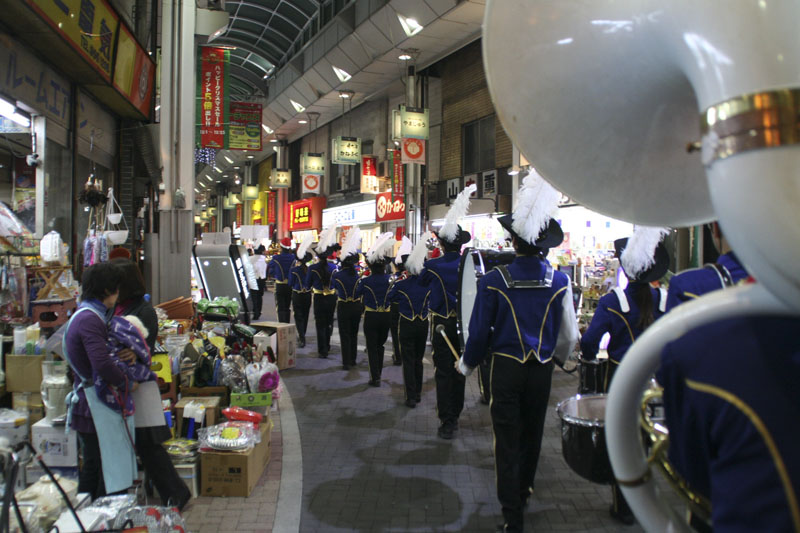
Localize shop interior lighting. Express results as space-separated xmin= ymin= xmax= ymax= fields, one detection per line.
xmin=339 ymin=90 xmax=354 ymax=99
xmin=234 ymin=176 xmax=241 ymax=185
xmin=262 ymin=124 xmax=274 ymax=134
xmin=0 ymin=96 xmax=31 ymax=128
xmin=332 ymin=66 xmax=352 ymax=83
xmin=223 ymin=155 xmax=234 ymax=164
xmin=398 ymin=15 xmax=424 ymax=37
xmin=290 ymin=99 xmax=306 ymax=113
xmin=244 ymin=185 xmax=259 ymax=200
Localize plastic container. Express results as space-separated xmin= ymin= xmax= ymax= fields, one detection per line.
xmin=13 ymin=326 xmax=26 ymax=354
xmin=40 ymin=361 xmax=70 ymax=423
xmin=165 ymin=334 xmax=190 ymax=378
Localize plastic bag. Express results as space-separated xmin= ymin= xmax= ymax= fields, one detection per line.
xmin=219 ymin=357 xmax=248 ymax=393
xmin=198 ymin=421 xmax=261 ymax=451
xmin=40 ymin=231 xmax=64 ymax=263
xmin=112 ymin=505 xmax=186 ymax=532
xmin=245 ymin=362 xmax=279 ymax=394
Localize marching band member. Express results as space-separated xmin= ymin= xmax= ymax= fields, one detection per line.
xmin=387 ymin=234 xmax=431 ymax=408
xmin=580 ymin=227 xmax=671 ymax=525
xmin=355 ymin=233 xmax=395 ymax=386
xmin=665 ymin=222 xmax=748 ymax=311
xmin=290 ymin=238 xmax=313 ymax=348
xmin=389 ymin=236 xmax=413 ymax=366
xmin=306 ymin=227 xmax=339 ymax=358
xmin=266 ymin=237 xmax=295 ymax=323
xmin=458 ymin=171 xmax=577 ymax=533
xmin=422 ymin=184 xmax=476 ymax=440
xmin=332 ymin=228 xmax=363 ymax=370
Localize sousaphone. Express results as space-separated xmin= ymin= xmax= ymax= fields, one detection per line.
xmin=484 ymin=1 xmax=800 ymax=530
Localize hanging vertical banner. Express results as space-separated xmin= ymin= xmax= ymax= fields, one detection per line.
xmin=360 ymin=155 xmax=379 ymax=194
xmin=392 ymin=149 xmax=404 ymax=199
xmin=267 ymin=192 xmax=276 ymax=224
xmin=236 ymin=203 xmax=243 ymax=226
xmin=400 ymin=105 xmax=430 ymax=139
xmin=229 ymin=102 xmax=262 ymax=150
xmin=302 ymin=174 xmax=321 ymax=195
xmin=301 ymin=153 xmax=325 ymax=175
xmin=401 ymin=138 xmax=426 ymax=165
xmin=198 ymin=47 xmax=229 ymax=149
xmin=331 ymin=137 xmax=361 ymax=165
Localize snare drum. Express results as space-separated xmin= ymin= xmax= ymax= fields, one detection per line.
xmin=556 ymin=394 xmax=614 ymax=485
xmin=578 ymin=357 xmax=609 ymax=394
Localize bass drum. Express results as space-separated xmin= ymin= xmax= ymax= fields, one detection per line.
xmin=457 ymin=248 xmax=516 ymax=349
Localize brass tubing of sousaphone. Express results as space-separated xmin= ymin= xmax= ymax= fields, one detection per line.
xmin=605 ymin=283 xmax=792 ymax=532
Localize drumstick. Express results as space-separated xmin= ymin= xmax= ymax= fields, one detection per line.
xmin=435 ymin=324 xmax=461 ymax=362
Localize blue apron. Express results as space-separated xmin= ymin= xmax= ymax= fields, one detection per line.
xmin=64 ymin=305 xmax=137 ymax=494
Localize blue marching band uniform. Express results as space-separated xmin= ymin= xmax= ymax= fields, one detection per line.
xmin=306 ymin=254 xmax=338 ymax=358
xmin=332 ymin=259 xmax=363 ymax=369
xmin=355 ymin=265 xmax=392 ymax=385
xmin=289 ymin=252 xmax=312 ymax=348
xmin=266 ymin=241 xmax=296 ymax=323
xmin=665 ymin=251 xmax=748 ymax=311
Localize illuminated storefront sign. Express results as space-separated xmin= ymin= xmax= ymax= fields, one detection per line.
xmin=270 ymin=168 xmax=291 ymax=189
xmin=332 ymin=136 xmax=361 ymax=165
xmin=375 ymin=192 xmax=405 ymax=222
xmin=400 ymin=105 xmax=429 ymax=140
xmin=301 ymin=153 xmax=325 ymax=175
xmin=322 ymin=200 xmax=375 ymax=227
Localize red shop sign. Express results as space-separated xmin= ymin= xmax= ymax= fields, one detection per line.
xmin=392 ymin=149 xmax=404 ymax=198
xmin=376 ymin=191 xmax=405 ymax=222
xmin=362 ymin=155 xmax=377 ymax=176
xmin=289 ymin=199 xmax=313 ymax=230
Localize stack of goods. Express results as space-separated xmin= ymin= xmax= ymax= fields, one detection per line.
xmin=199 ymin=421 xmax=261 ymax=452
xmin=156 ymin=296 xmax=195 ymax=320
xmin=197 ymin=296 xmax=239 ymax=322
xmin=163 ymin=437 xmax=201 ymax=465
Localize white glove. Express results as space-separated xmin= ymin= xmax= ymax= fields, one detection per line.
xmin=457 ymin=358 xmax=474 ymax=377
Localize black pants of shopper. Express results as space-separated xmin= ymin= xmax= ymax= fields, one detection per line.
xmin=390 ymin=303 xmax=401 ymax=365
xmin=78 ymin=431 xmax=106 ymax=500
xmin=136 ymin=429 xmax=191 ymax=508
xmin=431 ymin=315 xmax=465 ymax=426
xmin=490 ymin=356 xmax=554 ymax=533
xmin=292 ymin=291 xmax=312 ymax=341
xmin=313 ymin=293 xmax=337 ymax=356
xmin=251 ymin=278 xmax=265 ymax=319
xmin=337 ymin=301 xmax=363 ymax=367
xmin=364 ymin=311 xmax=391 ymax=382
xmin=399 ymin=317 xmax=428 ymax=402
xmin=275 ymin=282 xmax=292 ymax=323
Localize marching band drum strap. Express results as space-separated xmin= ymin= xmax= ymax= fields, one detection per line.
xmin=613 ymin=286 xmax=630 ymax=313
xmin=496 ymin=264 xmax=554 ymax=289
xmin=704 ymin=262 xmax=734 ymax=288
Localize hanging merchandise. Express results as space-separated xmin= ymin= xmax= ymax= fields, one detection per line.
xmin=39 ymin=231 xmax=66 ymax=263
xmin=104 ymin=187 xmax=129 ymax=245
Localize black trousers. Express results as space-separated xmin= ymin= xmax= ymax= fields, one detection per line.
xmin=292 ymin=291 xmax=312 ymax=340
xmin=137 ymin=436 xmax=191 ymax=507
xmin=478 ymin=359 xmax=492 ymax=404
xmin=78 ymin=431 xmax=106 ymax=500
xmin=490 ymin=356 xmax=554 ymax=532
xmin=275 ymin=282 xmax=292 ymax=323
xmin=251 ymin=278 xmax=265 ymax=319
xmin=399 ymin=317 xmax=428 ymax=401
xmin=431 ymin=315 xmax=465 ymax=425
xmin=363 ymin=311 xmax=391 ymax=381
xmin=313 ymin=293 xmax=337 ymax=356
xmin=390 ymin=303 xmax=401 ymax=364
xmin=337 ymin=300 xmax=363 ymax=366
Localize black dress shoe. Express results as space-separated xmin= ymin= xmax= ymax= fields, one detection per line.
xmin=414 ymin=396 xmax=421 ymax=403
xmin=298 ymin=338 xmax=305 ymax=348
xmin=404 ymin=398 xmax=416 ymax=408
xmin=393 ymin=360 xmax=402 ymax=366
xmin=437 ymin=423 xmax=454 ymax=440
xmin=342 ymin=364 xmax=350 ymax=370
xmin=319 ymin=352 xmax=328 ymax=359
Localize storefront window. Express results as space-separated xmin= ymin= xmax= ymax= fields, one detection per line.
xmin=463 ymin=115 xmax=495 ymax=174
xmin=44 ymin=139 xmax=72 ymax=243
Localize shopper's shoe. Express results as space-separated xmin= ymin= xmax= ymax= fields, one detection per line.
xmin=404 ymin=398 xmax=417 ymax=408
xmin=609 ymin=505 xmax=635 ymax=526
xmin=437 ymin=423 xmax=454 ymax=440
xmin=319 ymin=352 xmax=328 ymax=359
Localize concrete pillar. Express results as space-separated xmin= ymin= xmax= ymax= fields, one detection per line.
xmin=404 ymin=66 xmax=422 ymax=242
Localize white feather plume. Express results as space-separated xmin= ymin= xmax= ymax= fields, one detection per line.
xmin=621 ymin=226 xmax=671 ymax=278
xmin=296 ymin=236 xmax=312 ymax=260
xmin=341 ymin=226 xmax=361 ymax=258
xmin=439 ymin=183 xmax=477 ymax=241
xmin=314 ymin=225 xmax=337 ymax=255
xmin=406 ymin=232 xmax=431 ymax=275
xmin=366 ymin=232 xmax=394 ymax=264
xmin=512 ymin=168 xmax=561 ymax=244
xmin=395 ymin=236 xmax=413 ymax=264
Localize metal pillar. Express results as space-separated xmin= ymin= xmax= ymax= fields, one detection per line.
xmin=404 ymin=66 xmax=422 ymax=242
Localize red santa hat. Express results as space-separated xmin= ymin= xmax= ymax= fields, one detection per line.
xmin=280 ymin=237 xmax=293 ymax=249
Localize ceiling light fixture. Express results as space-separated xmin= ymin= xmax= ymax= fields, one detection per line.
xmin=205 ymin=174 xmax=213 ymax=181
xmin=213 ymin=166 xmax=222 ymax=173
xmin=234 ymin=166 xmax=240 ymax=169
xmin=194 ymin=188 xmax=200 ymax=193
xmin=224 ymin=155 xmax=233 ymax=164
xmin=270 ymin=139 xmax=278 ymax=143
xmin=262 ymin=124 xmax=273 ymax=134
xmin=338 ymin=90 xmax=354 ymax=99
xmin=247 ymin=155 xmax=255 ymax=159
xmin=398 ymin=53 xmax=412 ymax=61
xmin=298 ymin=119 xmax=308 ymax=124
xmin=0 ymin=96 xmax=30 ymax=128
xmin=398 ymin=14 xmax=423 ymax=37
xmin=290 ymin=99 xmax=305 ymax=113
xmin=332 ymin=65 xmax=352 ymax=82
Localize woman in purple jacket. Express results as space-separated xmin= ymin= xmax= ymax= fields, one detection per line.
xmin=64 ymin=262 xmax=138 ymax=499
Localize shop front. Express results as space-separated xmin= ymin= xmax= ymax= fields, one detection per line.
xmin=429 ymin=198 xmax=508 ymax=250
xmin=322 ymin=199 xmax=380 ymax=252
xmin=288 ymin=197 xmax=326 ymax=245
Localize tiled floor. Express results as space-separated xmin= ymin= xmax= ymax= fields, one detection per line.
xmin=181 ymin=291 xmax=674 ymax=532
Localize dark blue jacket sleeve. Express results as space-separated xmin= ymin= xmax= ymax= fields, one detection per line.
xmin=580 ymin=300 xmax=613 ymax=359
xmin=462 ymin=276 xmax=497 ymax=368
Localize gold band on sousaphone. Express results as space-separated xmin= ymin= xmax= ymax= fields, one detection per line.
xmin=699 ymin=89 xmax=800 ymax=164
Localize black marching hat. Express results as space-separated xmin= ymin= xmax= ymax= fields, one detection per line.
xmin=614 ymin=237 xmax=670 ymax=283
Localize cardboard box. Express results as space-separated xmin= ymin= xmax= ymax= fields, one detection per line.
xmin=200 ymin=422 xmax=271 ymax=497
xmin=31 ymin=418 xmax=78 ymax=467
xmin=229 ymin=392 xmax=272 ymax=416
xmin=12 ymin=392 xmax=44 ymax=426
xmin=6 ymin=355 xmax=45 ymax=392
xmin=175 ymin=396 xmax=221 ymax=437
xmin=251 ymin=321 xmax=296 ymax=370
xmin=174 ymin=462 xmax=200 ymax=499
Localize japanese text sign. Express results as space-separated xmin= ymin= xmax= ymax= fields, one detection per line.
xmin=301 ymin=153 xmax=325 ymax=176
xmin=229 ymin=102 xmax=262 ymax=150
xmin=376 ymin=192 xmax=405 ymax=222
xmin=199 ymin=47 xmax=229 ymax=149
xmin=400 ymin=105 xmax=429 ymax=140
xmin=332 ymin=136 xmax=361 ymax=165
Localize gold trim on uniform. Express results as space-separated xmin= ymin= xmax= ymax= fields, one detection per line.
xmin=312 ymin=289 xmax=336 ymax=295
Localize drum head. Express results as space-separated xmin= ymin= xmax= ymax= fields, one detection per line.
xmin=457 ymin=248 xmax=481 ymax=349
